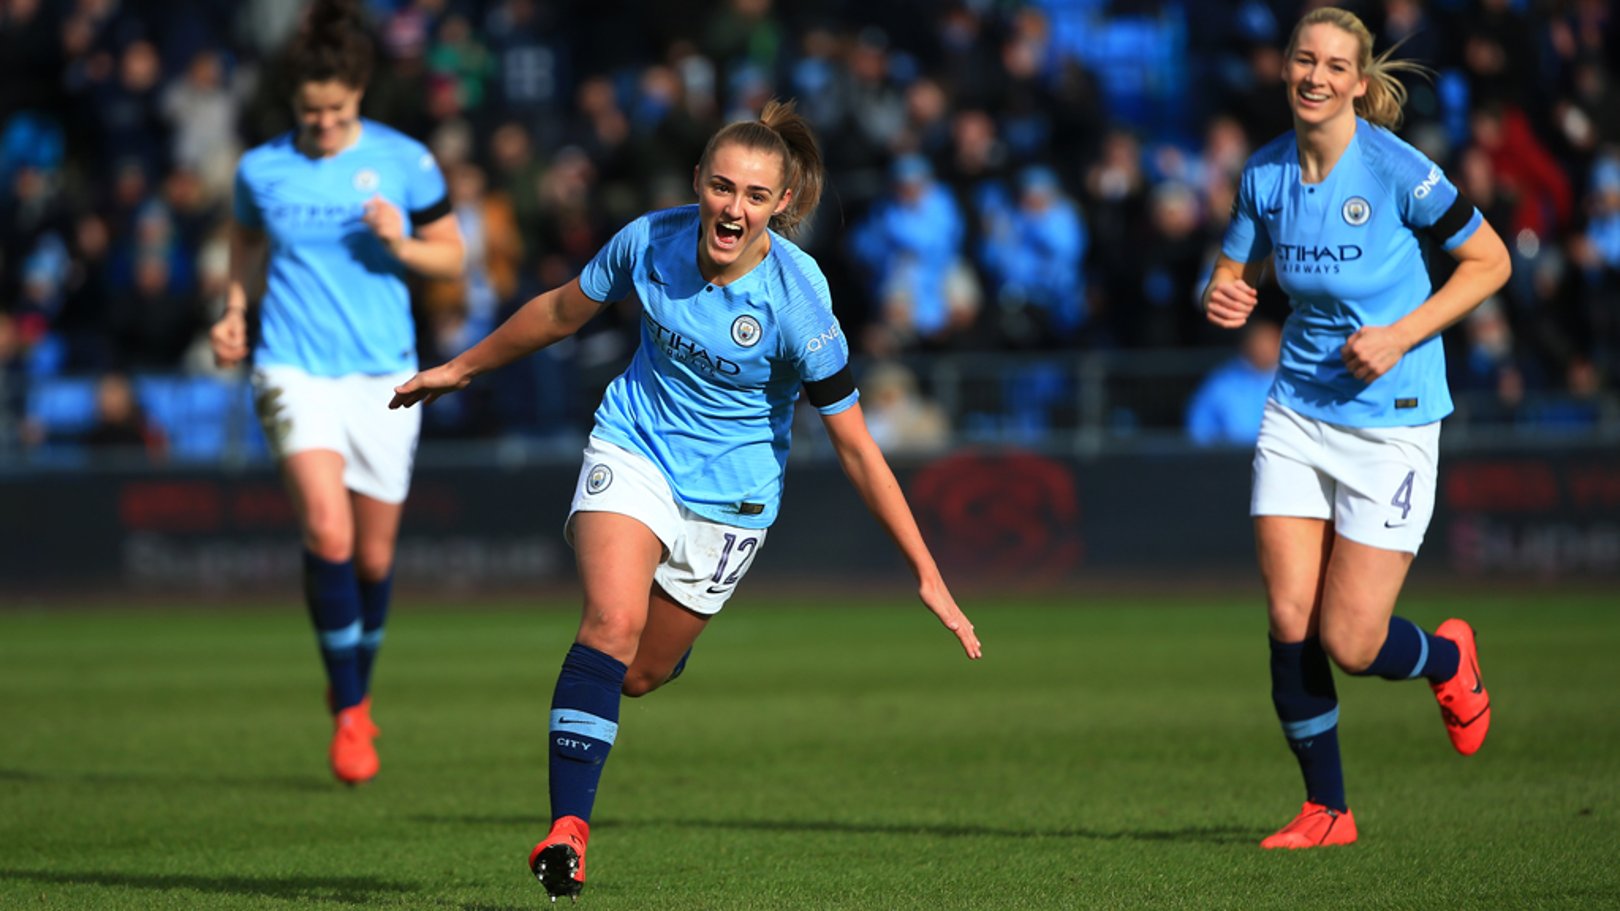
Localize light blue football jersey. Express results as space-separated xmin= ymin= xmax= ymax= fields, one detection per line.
xmin=234 ymin=119 xmax=449 ymax=376
xmin=1222 ymin=119 xmax=1483 ymax=426
xmin=580 ymin=205 xmax=858 ymax=528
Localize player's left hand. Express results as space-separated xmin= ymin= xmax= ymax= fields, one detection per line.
xmin=389 ymin=360 xmax=471 ymax=409
xmin=919 ymin=576 xmax=982 ymax=660
xmin=361 ymin=195 xmax=406 ymax=250
xmin=1341 ymin=325 xmax=1410 ymax=383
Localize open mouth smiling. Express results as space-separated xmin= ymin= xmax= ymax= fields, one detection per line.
xmin=715 ymin=219 xmax=744 ymax=249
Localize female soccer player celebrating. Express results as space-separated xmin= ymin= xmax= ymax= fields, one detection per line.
xmin=210 ymin=0 xmax=464 ymax=785
xmin=1202 ymin=7 xmax=1510 ymax=849
xmin=391 ymin=99 xmax=981 ymax=900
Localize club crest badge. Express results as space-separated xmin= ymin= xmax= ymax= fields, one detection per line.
xmin=353 ymin=168 xmax=380 ymax=193
xmin=1342 ymin=196 xmax=1371 ymax=226
xmin=731 ymin=315 xmax=762 ymax=348
xmin=585 ymin=463 xmax=613 ymax=494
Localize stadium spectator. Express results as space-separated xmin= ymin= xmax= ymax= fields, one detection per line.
xmin=861 ymin=360 xmax=951 ymax=455
xmin=79 ymin=371 xmax=166 ymax=460
xmin=388 ymin=98 xmax=980 ymax=902
xmin=1468 ymin=103 xmax=1573 ymax=246
xmin=1573 ymin=155 xmax=1620 ymax=387
xmin=208 ymin=0 xmax=465 ymax=787
xmin=978 ymin=164 xmax=1088 ymax=348
xmin=108 ymin=250 xmax=202 ymax=371
xmin=482 ymin=0 xmax=564 ymax=131
xmin=1454 ymin=297 xmax=1532 ymax=424
xmin=1084 ymin=128 xmax=1150 ymax=348
xmin=1185 ymin=318 xmax=1280 ymax=447
xmin=1202 ymin=7 xmax=1510 ymax=851
xmin=158 ymin=49 xmax=242 ymax=200
xmin=847 ymin=153 xmax=973 ymax=353
xmin=0 ymin=0 xmax=1614 ymax=453
xmin=0 ymin=312 xmax=25 ymax=455
xmin=1134 ymin=180 xmax=1212 ymax=348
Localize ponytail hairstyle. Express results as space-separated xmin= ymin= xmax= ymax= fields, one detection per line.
xmin=285 ymin=0 xmax=374 ymax=90
xmin=698 ymin=98 xmax=825 ymax=238
xmin=1284 ymin=6 xmax=1431 ymax=131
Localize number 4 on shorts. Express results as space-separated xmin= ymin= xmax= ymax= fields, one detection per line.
xmin=1391 ymin=470 xmax=1415 ymax=521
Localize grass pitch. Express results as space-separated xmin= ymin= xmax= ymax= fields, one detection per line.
xmin=1 ymin=591 xmax=1616 ymax=909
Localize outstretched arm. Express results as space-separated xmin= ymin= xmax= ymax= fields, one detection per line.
xmin=820 ymin=403 xmax=982 ymax=660
xmin=390 ymin=277 xmax=607 ymax=408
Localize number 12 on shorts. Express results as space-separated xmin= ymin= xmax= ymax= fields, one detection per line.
xmin=711 ymin=533 xmax=759 ymax=588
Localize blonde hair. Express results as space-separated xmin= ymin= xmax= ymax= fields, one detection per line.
xmin=1285 ymin=6 xmax=1431 ymax=130
xmin=698 ymin=98 xmax=825 ymax=238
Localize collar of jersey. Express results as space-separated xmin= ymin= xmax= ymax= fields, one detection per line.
xmin=1296 ymin=117 xmax=1364 ymax=188
xmin=667 ymin=212 xmax=775 ymax=297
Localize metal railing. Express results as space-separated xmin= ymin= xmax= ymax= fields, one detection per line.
xmin=6 ymin=350 xmax=1617 ymax=472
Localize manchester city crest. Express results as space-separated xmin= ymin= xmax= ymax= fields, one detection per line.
xmin=731 ymin=315 xmax=762 ymax=347
xmin=585 ymin=463 xmax=613 ymax=494
xmin=1342 ymin=196 xmax=1371 ymax=226
xmin=353 ymin=168 xmax=380 ymax=192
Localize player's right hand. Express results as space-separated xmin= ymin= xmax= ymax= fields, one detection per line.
xmin=389 ymin=361 xmax=471 ymax=409
xmin=209 ymin=309 xmax=248 ymax=367
xmin=1204 ymin=279 xmax=1259 ymax=329
xmin=918 ymin=576 xmax=983 ymax=660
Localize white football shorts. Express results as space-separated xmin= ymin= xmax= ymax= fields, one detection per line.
xmin=565 ymin=436 xmax=766 ymax=615
xmin=251 ymin=364 xmax=421 ymax=504
xmin=1250 ymin=399 xmax=1440 ymax=554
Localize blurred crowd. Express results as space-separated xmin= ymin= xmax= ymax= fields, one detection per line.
xmin=1 ymin=0 xmax=1617 ymax=455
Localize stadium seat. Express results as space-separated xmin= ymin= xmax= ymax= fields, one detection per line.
xmin=134 ymin=374 xmax=238 ymax=462
xmin=26 ymin=375 xmax=99 ymax=435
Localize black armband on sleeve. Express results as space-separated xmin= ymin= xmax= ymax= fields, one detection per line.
xmin=410 ymin=195 xmax=452 ymax=226
xmin=1423 ymin=192 xmax=1476 ymax=245
xmin=804 ymin=365 xmax=857 ymax=408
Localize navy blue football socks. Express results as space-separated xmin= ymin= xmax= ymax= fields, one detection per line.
xmin=666 ymin=646 xmax=693 ymax=684
xmin=1349 ymin=616 xmax=1461 ymax=683
xmin=549 ymin=643 xmax=627 ymax=823
xmin=1270 ymin=636 xmax=1346 ymax=812
xmin=356 ymin=573 xmax=393 ymax=698
xmin=303 ymin=550 xmax=364 ymax=712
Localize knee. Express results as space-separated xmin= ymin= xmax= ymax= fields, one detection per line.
xmin=300 ymin=502 xmax=353 ymax=562
xmin=303 ymin=524 xmax=352 ymax=563
xmin=621 ymin=671 xmax=663 ymax=699
xmin=1266 ymin=595 xmax=1317 ymax=642
xmin=1321 ymin=629 xmax=1380 ymax=674
xmin=577 ymin=610 xmax=644 ymax=662
xmin=353 ymin=547 xmax=394 ymax=583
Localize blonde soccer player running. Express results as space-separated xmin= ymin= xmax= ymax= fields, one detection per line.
xmin=1202 ymin=7 xmax=1510 ymax=849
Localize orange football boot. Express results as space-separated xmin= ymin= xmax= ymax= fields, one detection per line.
xmin=1430 ymin=618 xmax=1491 ymax=756
xmin=529 ymin=815 xmax=589 ymax=903
xmin=329 ymin=700 xmax=379 ymax=785
xmin=1260 ymin=802 xmax=1358 ymax=849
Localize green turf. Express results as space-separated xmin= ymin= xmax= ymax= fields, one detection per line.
xmin=1 ymin=593 xmax=1616 ymax=909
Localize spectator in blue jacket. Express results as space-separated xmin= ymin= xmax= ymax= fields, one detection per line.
xmin=1186 ymin=318 xmax=1279 ymax=446
xmin=978 ymin=164 xmax=1088 ymax=347
xmin=848 ymin=153 xmax=971 ymax=351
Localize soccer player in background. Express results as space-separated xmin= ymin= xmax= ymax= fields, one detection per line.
xmin=390 ymin=99 xmax=981 ymax=901
xmin=1201 ymin=7 xmax=1510 ymax=849
xmin=209 ymin=0 xmax=465 ymax=785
